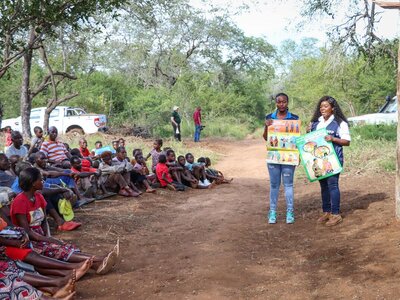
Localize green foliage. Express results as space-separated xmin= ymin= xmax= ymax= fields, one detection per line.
xmin=350 ymin=124 xmax=396 ymax=142
xmin=346 ymin=124 xmax=396 ymax=174
xmin=278 ymin=39 xmax=397 ymax=118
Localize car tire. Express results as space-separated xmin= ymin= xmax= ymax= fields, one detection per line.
xmin=67 ymin=128 xmax=85 ymax=135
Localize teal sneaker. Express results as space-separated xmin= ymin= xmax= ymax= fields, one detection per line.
xmin=286 ymin=211 xmax=295 ymax=224
xmin=268 ymin=210 xmax=277 ymax=224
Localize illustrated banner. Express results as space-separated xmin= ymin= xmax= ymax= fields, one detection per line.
xmin=295 ymin=128 xmax=342 ymax=182
xmin=266 ymin=120 xmax=301 ymax=166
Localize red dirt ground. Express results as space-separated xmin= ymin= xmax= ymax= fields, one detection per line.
xmin=56 ymin=138 xmax=397 ymax=299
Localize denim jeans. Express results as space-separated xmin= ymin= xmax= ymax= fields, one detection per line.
xmin=194 ymin=125 xmax=201 ymax=142
xmin=267 ymin=163 xmax=295 ymax=212
xmin=319 ymin=174 xmax=340 ymax=214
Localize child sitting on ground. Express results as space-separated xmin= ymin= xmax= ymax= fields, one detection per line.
xmin=70 ymin=156 xmax=107 ymax=199
xmin=12 ymin=161 xmax=81 ymax=231
xmin=28 ymin=126 xmax=44 ymax=156
xmin=200 ymin=157 xmax=233 ymax=184
xmin=177 ymin=155 xmax=202 ymax=189
xmin=132 ymin=154 xmax=155 ymax=193
xmin=79 ymin=138 xmax=91 ymax=158
xmin=98 ymin=151 xmax=138 ymax=197
xmin=145 ymin=139 xmax=163 ymax=173
xmin=165 ymin=149 xmax=185 ymax=184
xmin=156 ymin=154 xmax=185 ymax=191
xmin=185 ymin=153 xmax=211 ymax=187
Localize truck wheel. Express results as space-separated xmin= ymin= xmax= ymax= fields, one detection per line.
xmin=68 ymin=128 xmax=84 ymax=135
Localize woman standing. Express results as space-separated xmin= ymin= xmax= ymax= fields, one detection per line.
xmin=308 ymin=96 xmax=351 ymax=227
xmin=263 ymin=93 xmax=299 ymax=224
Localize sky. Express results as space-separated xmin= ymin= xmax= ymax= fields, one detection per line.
xmin=191 ymin=0 xmax=399 ymax=47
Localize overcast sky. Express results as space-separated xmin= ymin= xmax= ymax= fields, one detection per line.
xmin=192 ymin=0 xmax=399 ymax=46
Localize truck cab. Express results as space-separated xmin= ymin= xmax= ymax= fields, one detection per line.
xmin=2 ymin=106 xmax=107 ymax=135
xmin=348 ymin=96 xmax=397 ymax=126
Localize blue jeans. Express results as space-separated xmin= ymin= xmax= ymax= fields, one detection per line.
xmin=267 ymin=163 xmax=295 ymax=212
xmin=194 ymin=125 xmax=201 ymax=142
xmin=319 ymin=174 xmax=340 ymax=214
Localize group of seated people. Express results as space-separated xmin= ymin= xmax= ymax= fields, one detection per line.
xmin=0 ymin=126 xmax=231 ymax=299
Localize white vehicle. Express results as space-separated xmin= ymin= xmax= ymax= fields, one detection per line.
xmin=348 ymin=96 xmax=397 ymax=125
xmin=2 ymin=106 xmax=107 ymax=135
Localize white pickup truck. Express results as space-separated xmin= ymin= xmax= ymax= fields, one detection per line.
xmin=1 ymin=106 xmax=107 ymax=135
xmin=348 ymin=96 xmax=397 ymax=126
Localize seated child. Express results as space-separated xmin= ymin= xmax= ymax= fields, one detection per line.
xmin=34 ymin=152 xmax=91 ymax=206
xmin=165 ymin=149 xmax=185 ymax=184
xmin=12 ymin=161 xmax=81 ymax=231
xmin=177 ymin=155 xmax=200 ymax=189
xmin=112 ymin=140 xmax=119 ymax=153
xmin=201 ymin=157 xmax=233 ymax=184
xmin=78 ymin=138 xmax=91 ymax=158
xmin=91 ymin=140 xmax=103 ymax=158
xmin=145 ymin=139 xmax=163 ymax=173
xmin=70 ymin=156 xmax=105 ymax=199
xmin=118 ymin=138 xmax=125 ymax=147
xmin=112 ymin=147 xmax=141 ymax=195
xmin=132 ymin=154 xmax=155 ymax=193
xmin=98 ymin=151 xmax=138 ymax=197
xmin=10 ymin=167 xmax=119 ymax=275
xmin=28 ymin=126 xmax=44 ymax=156
xmin=185 ymin=153 xmax=211 ymax=187
xmin=155 ymin=154 xmax=185 ymax=191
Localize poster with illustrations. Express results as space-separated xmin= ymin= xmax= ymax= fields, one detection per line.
xmin=295 ymin=128 xmax=342 ymax=182
xmin=266 ymin=120 xmax=301 ymax=166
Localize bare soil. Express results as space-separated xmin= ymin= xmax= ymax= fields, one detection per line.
xmin=57 ymin=138 xmax=398 ymax=299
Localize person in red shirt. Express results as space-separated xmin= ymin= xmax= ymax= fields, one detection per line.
xmin=79 ymin=138 xmax=90 ymax=158
xmin=10 ymin=167 xmax=119 ymax=275
xmin=4 ymin=126 xmax=12 ymax=151
xmin=156 ymin=154 xmax=175 ymax=190
xmin=193 ymin=106 xmax=202 ymax=142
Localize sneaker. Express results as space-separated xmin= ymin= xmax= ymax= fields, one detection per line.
xmin=268 ymin=210 xmax=277 ymax=224
xmin=325 ymin=214 xmax=343 ymax=227
xmin=317 ymin=212 xmax=331 ymax=224
xmin=203 ymin=179 xmax=211 ymax=186
xmin=286 ymin=211 xmax=295 ymax=224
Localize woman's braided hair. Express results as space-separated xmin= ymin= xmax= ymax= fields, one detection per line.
xmin=310 ymin=96 xmax=348 ymax=124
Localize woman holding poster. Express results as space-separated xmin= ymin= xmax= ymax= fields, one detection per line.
xmin=307 ymin=96 xmax=350 ymax=227
xmin=263 ymin=93 xmax=299 ymax=224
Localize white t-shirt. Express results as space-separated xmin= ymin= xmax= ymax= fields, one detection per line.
xmin=316 ymin=115 xmax=351 ymax=141
xmin=5 ymin=145 xmax=28 ymax=159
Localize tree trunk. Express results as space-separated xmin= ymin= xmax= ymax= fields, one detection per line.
xmin=396 ymin=39 xmax=400 ymax=218
xmin=43 ymin=107 xmax=53 ymax=134
xmin=20 ymin=29 xmax=36 ymax=139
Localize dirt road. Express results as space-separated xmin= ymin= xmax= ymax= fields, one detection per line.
xmin=65 ymin=138 xmax=398 ymax=299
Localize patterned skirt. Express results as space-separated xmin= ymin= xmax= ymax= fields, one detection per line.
xmin=0 ymin=271 xmax=42 ymax=300
xmin=30 ymin=227 xmax=80 ymax=261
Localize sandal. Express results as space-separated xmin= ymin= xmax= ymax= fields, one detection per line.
xmin=96 ymin=251 xmax=117 ymax=275
xmin=58 ymin=221 xmax=81 ymax=231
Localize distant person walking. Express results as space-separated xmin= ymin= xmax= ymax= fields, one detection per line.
xmin=193 ymin=106 xmax=202 ymax=142
xmin=171 ymin=106 xmax=181 ymax=141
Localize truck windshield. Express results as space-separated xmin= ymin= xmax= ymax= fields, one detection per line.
xmin=75 ymin=109 xmax=86 ymax=115
xmin=382 ymin=100 xmax=397 ymax=113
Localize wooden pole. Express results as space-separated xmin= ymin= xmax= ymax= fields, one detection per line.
xmin=373 ymin=1 xmax=400 ymax=218
xmin=396 ymin=39 xmax=400 ymax=218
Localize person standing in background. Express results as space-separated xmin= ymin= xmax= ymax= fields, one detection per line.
xmin=193 ymin=106 xmax=202 ymax=142
xmin=171 ymin=106 xmax=181 ymax=141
